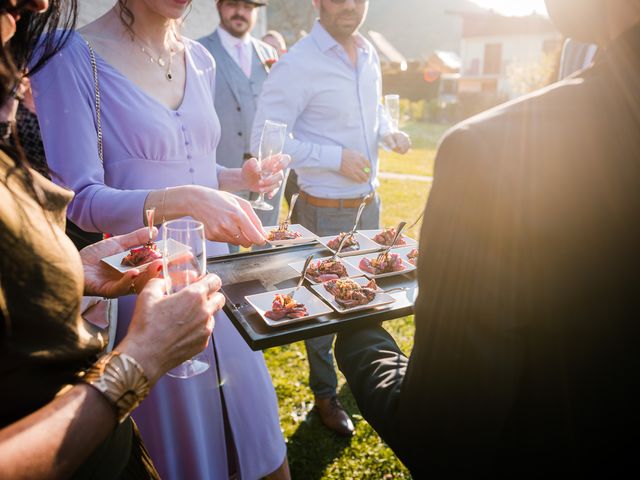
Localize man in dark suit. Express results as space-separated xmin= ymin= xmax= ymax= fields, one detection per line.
xmin=335 ymin=0 xmax=640 ymax=475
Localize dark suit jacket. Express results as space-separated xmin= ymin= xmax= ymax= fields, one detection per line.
xmin=398 ymin=25 xmax=640 ymax=475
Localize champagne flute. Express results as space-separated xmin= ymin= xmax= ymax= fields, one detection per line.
xmin=384 ymin=94 xmax=400 ymax=132
xmin=162 ymin=219 xmax=210 ymax=379
xmin=250 ymin=120 xmax=287 ymax=211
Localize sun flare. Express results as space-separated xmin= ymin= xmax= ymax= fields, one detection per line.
xmin=470 ymin=0 xmax=548 ymax=16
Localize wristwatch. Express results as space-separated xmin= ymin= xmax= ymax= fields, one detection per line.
xmin=82 ymin=351 xmax=150 ymax=423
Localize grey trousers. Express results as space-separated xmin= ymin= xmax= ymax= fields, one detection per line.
xmin=293 ymin=193 xmax=381 ymax=397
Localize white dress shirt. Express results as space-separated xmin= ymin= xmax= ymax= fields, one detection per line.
xmin=217 ymin=27 xmax=253 ymax=77
xmin=251 ymin=21 xmax=392 ymax=199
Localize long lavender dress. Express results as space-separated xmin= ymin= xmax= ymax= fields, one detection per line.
xmin=32 ymin=32 xmax=285 ymax=480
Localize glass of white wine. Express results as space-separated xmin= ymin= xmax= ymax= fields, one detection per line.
xmin=162 ymin=219 xmax=210 ymax=379
xmin=250 ymin=120 xmax=287 ymax=211
xmin=384 ymin=94 xmax=400 ymax=132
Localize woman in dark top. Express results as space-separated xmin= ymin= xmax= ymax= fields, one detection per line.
xmin=0 ymin=1 xmax=225 ymax=478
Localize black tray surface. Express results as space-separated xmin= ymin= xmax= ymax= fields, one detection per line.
xmin=208 ymin=243 xmax=417 ymax=351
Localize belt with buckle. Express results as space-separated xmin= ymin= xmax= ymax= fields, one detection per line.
xmin=299 ymin=191 xmax=374 ymax=209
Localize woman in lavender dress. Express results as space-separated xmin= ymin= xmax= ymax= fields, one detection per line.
xmin=31 ymin=1 xmax=289 ymax=479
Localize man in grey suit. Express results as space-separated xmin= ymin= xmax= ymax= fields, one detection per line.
xmin=199 ymin=0 xmax=282 ymax=249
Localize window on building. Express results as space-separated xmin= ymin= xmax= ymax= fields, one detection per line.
xmin=483 ymin=43 xmax=502 ymax=75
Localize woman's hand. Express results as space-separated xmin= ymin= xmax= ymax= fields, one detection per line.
xmin=117 ymin=274 xmax=225 ymax=385
xmin=80 ymin=227 xmax=163 ymax=298
xmin=189 ymin=186 xmax=267 ymax=247
xmin=241 ymin=153 xmax=290 ymax=198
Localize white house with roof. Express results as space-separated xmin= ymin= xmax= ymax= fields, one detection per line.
xmin=455 ymin=11 xmax=561 ymax=99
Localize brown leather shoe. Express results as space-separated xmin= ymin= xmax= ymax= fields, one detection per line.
xmin=314 ymin=396 xmax=355 ymax=437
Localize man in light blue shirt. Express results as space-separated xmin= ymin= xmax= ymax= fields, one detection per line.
xmin=252 ymin=0 xmax=410 ymax=437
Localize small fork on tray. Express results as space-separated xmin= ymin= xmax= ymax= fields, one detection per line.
xmin=278 ymin=192 xmax=299 ymax=232
xmin=290 ymin=254 xmax=314 ymax=300
xmin=375 ymin=221 xmax=407 ymax=264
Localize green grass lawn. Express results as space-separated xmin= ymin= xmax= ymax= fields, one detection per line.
xmin=265 ymin=122 xmax=447 ymax=479
xmin=378 ymin=121 xmax=450 ymax=178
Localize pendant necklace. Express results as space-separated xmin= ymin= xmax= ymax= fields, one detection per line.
xmin=138 ymin=42 xmax=176 ymax=81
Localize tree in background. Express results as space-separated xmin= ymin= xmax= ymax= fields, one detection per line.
xmin=507 ymin=49 xmax=561 ymax=96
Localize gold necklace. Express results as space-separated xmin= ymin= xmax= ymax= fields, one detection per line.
xmin=138 ymin=42 xmax=176 ymax=81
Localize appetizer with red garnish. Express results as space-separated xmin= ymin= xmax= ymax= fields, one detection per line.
xmin=121 ymin=241 xmax=162 ymax=267
xmin=359 ymin=252 xmax=405 ymax=275
xmin=372 ymin=227 xmax=407 ymax=247
xmin=268 ymin=227 xmax=303 ymax=241
xmin=324 ymin=278 xmax=379 ymax=308
xmin=306 ymin=259 xmax=349 ymax=283
xmin=327 ymin=232 xmax=359 ymax=252
xmin=407 ymin=248 xmax=419 ymax=266
xmin=264 ymin=293 xmax=308 ymax=320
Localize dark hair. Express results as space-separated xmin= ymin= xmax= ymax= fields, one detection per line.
xmin=0 ymin=1 xmax=78 ymax=339
xmin=2 ymin=1 xmax=78 ymax=103
xmin=117 ymin=0 xmax=135 ymax=38
xmin=0 ymin=1 xmax=78 ymax=202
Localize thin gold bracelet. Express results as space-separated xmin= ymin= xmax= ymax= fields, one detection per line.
xmin=160 ymin=187 xmax=168 ymax=223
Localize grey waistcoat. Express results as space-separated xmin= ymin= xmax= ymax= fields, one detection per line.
xmin=198 ymin=30 xmax=275 ymax=170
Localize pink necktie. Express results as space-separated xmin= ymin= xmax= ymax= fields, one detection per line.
xmin=235 ymin=42 xmax=251 ymax=78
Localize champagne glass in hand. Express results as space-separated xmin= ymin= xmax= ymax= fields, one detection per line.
xmin=251 ymin=120 xmax=287 ymax=211
xmin=162 ymin=219 xmax=210 ymax=379
xmin=384 ymin=94 xmax=400 ymax=132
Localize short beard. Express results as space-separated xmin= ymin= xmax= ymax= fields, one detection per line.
xmin=218 ymin=12 xmax=252 ymax=37
xmin=318 ymin=6 xmax=363 ymax=41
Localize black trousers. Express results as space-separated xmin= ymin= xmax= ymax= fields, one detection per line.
xmin=334 ymin=325 xmax=410 ymax=467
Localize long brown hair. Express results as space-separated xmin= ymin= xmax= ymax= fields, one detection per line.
xmin=0 ymin=0 xmax=78 ymax=168
xmin=117 ymin=0 xmax=135 ymax=38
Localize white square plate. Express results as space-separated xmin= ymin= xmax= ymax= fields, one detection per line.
xmin=264 ymin=224 xmax=318 ymax=247
xmin=345 ymin=252 xmax=417 ymax=279
xmin=101 ymin=239 xmax=188 ymax=274
xmin=394 ymin=246 xmax=420 ymax=267
xmin=311 ymin=277 xmax=396 ymax=314
xmin=288 ymin=256 xmax=363 ymax=284
xmin=245 ymin=287 xmax=333 ymax=327
xmin=317 ymin=232 xmax=380 ymax=257
xmin=358 ymin=229 xmax=418 ymax=249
